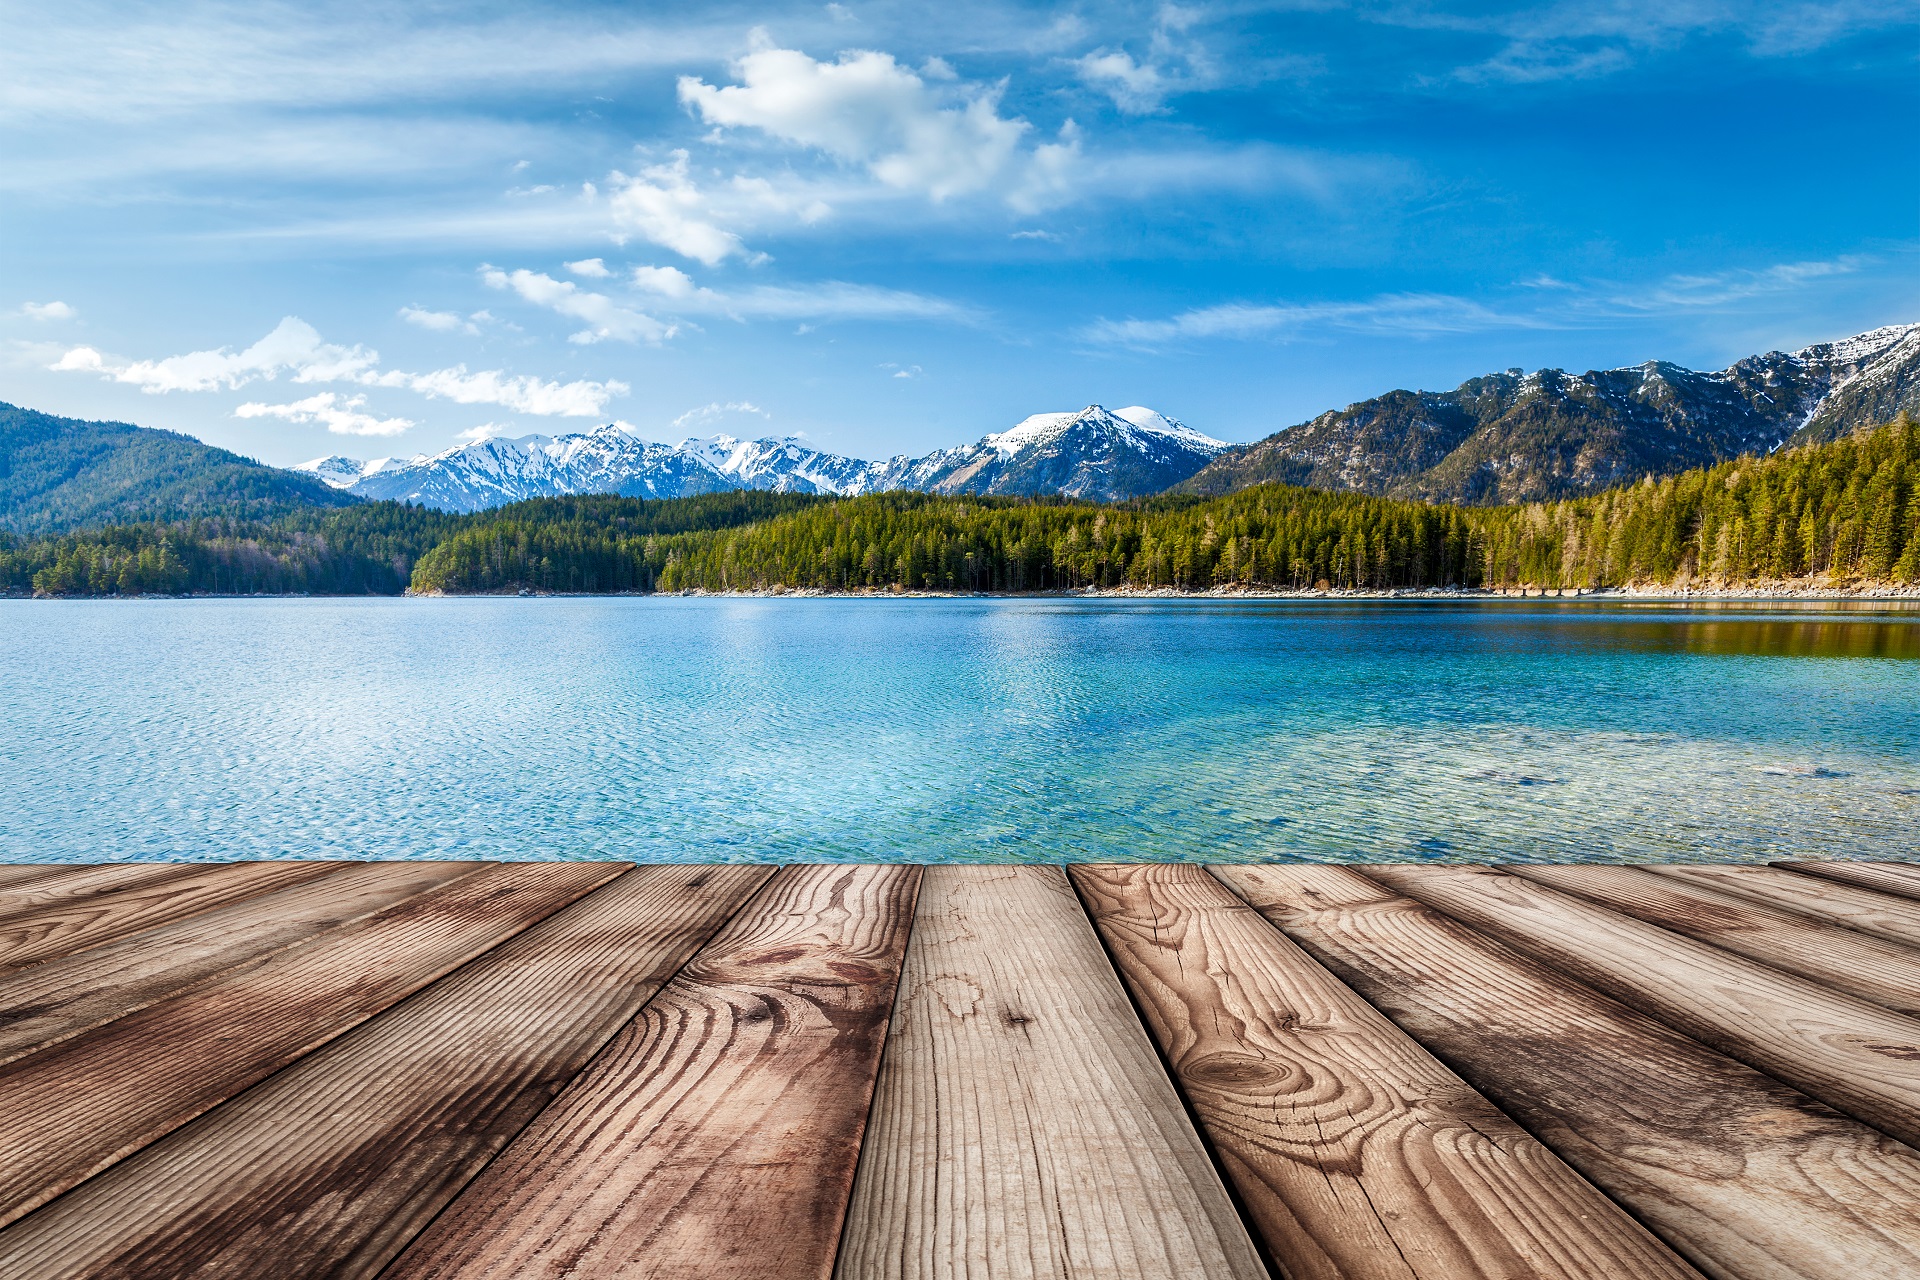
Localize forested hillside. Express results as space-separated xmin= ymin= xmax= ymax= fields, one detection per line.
xmin=4 ymin=418 xmax=1913 ymax=596
xmin=0 ymin=402 xmax=357 ymax=535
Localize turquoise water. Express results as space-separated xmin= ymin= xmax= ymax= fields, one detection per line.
xmin=1 ymin=597 xmax=1916 ymax=865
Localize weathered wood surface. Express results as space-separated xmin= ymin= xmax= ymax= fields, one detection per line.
xmin=387 ymin=863 xmax=922 ymax=1280
xmin=1368 ymin=865 xmax=1920 ymax=1150
xmin=0 ymin=867 xmax=75 ymax=889
xmin=0 ymin=860 xmax=622 ymax=1229
xmin=1782 ymin=861 xmax=1920 ymax=903
xmin=836 ymin=866 xmax=1268 ymax=1280
xmin=1649 ymin=865 xmax=1920 ymax=949
xmin=0 ymin=864 xmax=201 ymax=924
xmin=1069 ymin=864 xmax=1696 ymax=1280
xmin=1512 ymin=864 xmax=1920 ymax=1018
xmin=1217 ymin=864 xmax=1920 ymax=1280
xmin=0 ymin=861 xmax=479 ymax=1069
xmin=0 ymin=865 xmax=773 ymax=1280
xmin=0 ymin=860 xmax=340 ymax=975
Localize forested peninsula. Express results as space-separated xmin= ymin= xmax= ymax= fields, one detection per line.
xmin=5 ymin=417 xmax=1915 ymax=598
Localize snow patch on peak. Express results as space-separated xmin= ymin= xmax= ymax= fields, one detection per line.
xmin=1112 ymin=406 xmax=1227 ymax=451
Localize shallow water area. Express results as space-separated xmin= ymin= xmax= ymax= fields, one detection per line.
xmin=2 ymin=596 xmax=1916 ymax=865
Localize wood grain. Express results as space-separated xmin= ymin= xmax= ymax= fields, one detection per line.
xmin=0 ymin=865 xmax=202 ymax=924
xmin=835 ymin=866 xmax=1268 ymax=1280
xmin=1649 ymin=865 xmax=1920 ymax=949
xmin=0 ymin=868 xmax=74 ymax=890
xmin=0 ymin=862 xmax=486 ymax=1070
xmin=1217 ymin=864 xmax=1920 ymax=1280
xmin=386 ymin=863 xmax=921 ymax=1280
xmin=1780 ymin=862 xmax=1920 ymax=903
xmin=0 ymin=860 xmax=621 ymax=1228
xmin=0 ymin=860 xmax=341 ymax=975
xmin=1068 ymin=864 xmax=1696 ymax=1280
xmin=0 ymin=864 xmax=773 ymax=1280
xmin=1367 ymin=865 xmax=1920 ymax=1149
xmin=1511 ymin=864 xmax=1920 ymax=1018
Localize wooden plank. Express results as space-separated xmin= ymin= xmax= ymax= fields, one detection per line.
xmin=1217 ymin=864 xmax=1920 ymax=1280
xmin=0 ymin=860 xmax=622 ymax=1229
xmin=0 ymin=864 xmax=773 ymax=1280
xmin=0 ymin=860 xmax=342 ymax=975
xmin=1779 ymin=861 xmax=1920 ymax=902
xmin=1648 ymin=865 xmax=1920 ymax=949
xmin=0 ymin=861 xmax=483 ymax=1069
xmin=1367 ymin=866 xmax=1920 ymax=1150
xmin=385 ymin=863 xmax=921 ymax=1280
xmin=1068 ymin=864 xmax=1697 ymax=1280
xmin=0 ymin=864 xmax=202 ymax=924
xmin=0 ymin=868 xmax=74 ymax=890
xmin=836 ymin=866 xmax=1269 ymax=1280
xmin=1511 ymin=864 xmax=1920 ymax=1018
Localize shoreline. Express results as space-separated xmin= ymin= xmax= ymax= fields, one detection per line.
xmin=9 ymin=582 xmax=1920 ymax=603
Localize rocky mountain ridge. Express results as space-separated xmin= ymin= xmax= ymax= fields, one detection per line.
xmin=1178 ymin=323 xmax=1920 ymax=504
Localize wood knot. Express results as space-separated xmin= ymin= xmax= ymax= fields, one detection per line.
xmin=1182 ymin=1052 xmax=1304 ymax=1093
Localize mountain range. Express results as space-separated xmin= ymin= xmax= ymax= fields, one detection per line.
xmin=5 ymin=324 xmax=1914 ymax=536
xmin=297 ymin=405 xmax=1227 ymax=513
xmin=1179 ymin=323 xmax=1920 ymax=504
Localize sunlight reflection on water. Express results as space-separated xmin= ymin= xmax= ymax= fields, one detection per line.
xmin=1 ymin=597 xmax=1915 ymax=864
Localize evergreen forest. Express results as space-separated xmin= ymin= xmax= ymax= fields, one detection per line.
xmin=4 ymin=417 xmax=1913 ymax=598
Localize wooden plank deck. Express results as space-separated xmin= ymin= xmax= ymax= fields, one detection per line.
xmin=0 ymin=859 xmax=1913 ymax=1279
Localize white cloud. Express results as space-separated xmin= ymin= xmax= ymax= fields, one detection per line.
xmin=1083 ymin=293 xmax=1545 ymax=347
xmin=18 ymin=300 xmax=77 ymax=321
xmin=378 ymin=365 xmax=628 ymax=416
xmin=399 ymin=305 xmax=479 ymax=334
xmin=565 ymin=257 xmax=610 ymax=277
xmin=680 ymin=44 xmax=1038 ymax=202
xmin=671 ymin=400 xmax=770 ymax=432
xmin=631 ymin=264 xmax=701 ymax=298
xmin=1611 ymin=258 xmax=1865 ymax=310
xmin=234 ymin=391 xmax=414 ymax=437
xmin=883 ymin=362 xmax=923 ymax=378
xmin=606 ymin=150 xmax=753 ymax=265
xmin=50 ymin=316 xmax=378 ymax=393
xmin=52 ymin=316 xmax=627 ymax=417
xmin=1075 ymin=4 xmax=1217 ymax=113
xmin=482 ymin=266 xmax=676 ymax=344
xmin=455 ymin=421 xmax=514 ymax=440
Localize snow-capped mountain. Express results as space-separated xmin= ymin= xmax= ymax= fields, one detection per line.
xmin=1180 ymin=323 xmax=1920 ymax=505
xmin=296 ymin=405 xmax=1226 ymax=512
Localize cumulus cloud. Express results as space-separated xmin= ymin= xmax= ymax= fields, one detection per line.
xmin=606 ymin=151 xmax=754 ymax=265
xmin=18 ymin=300 xmax=77 ymax=321
xmin=1076 ymin=5 xmax=1215 ymax=113
xmin=681 ymin=42 xmax=1046 ymax=202
xmin=370 ymin=364 xmax=628 ymax=416
xmin=234 ymin=391 xmax=414 ymax=437
xmin=399 ymin=305 xmax=478 ymax=334
xmin=50 ymin=316 xmax=378 ymax=393
xmin=482 ymin=265 xmax=675 ymax=344
xmin=565 ymin=257 xmax=610 ymax=277
xmin=52 ymin=316 xmax=626 ymax=417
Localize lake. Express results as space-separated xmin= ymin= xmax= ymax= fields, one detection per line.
xmin=2 ymin=596 xmax=1916 ymax=865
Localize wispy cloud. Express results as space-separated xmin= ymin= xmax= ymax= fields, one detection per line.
xmin=1081 ymin=253 xmax=1891 ymax=349
xmin=1082 ymin=293 xmax=1544 ymax=348
xmin=482 ymin=266 xmax=675 ymax=344
xmin=17 ymin=300 xmax=76 ymax=321
xmin=670 ymin=401 xmax=769 ymax=433
xmin=235 ymin=391 xmax=413 ymax=437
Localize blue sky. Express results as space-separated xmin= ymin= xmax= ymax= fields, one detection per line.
xmin=3 ymin=1 xmax=1915 ymax=465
